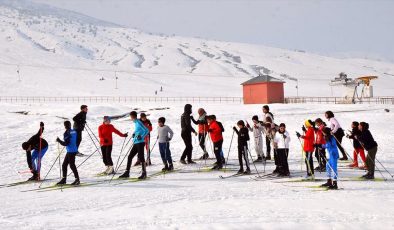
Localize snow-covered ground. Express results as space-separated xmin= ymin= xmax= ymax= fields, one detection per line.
xmin=1 ymin=102 xmax=394 ymax=229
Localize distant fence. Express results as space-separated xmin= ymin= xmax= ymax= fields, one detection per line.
xmin=284 ymin=96 xmax=394 ymax=105
xmin=0 ymin=96 xmax=244 ymax=104
xmin=1 ymin=96 xmax=393 ymax=104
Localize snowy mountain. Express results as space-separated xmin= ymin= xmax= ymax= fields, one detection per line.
xmin=0 ymin=0 xmax=393 ymax=97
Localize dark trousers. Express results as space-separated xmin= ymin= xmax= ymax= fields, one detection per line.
xmin=238 ymin=145 xmax=249 ymax=170
xmin=305 ymin=151 xmax=314 ymax=175
xmin=277 ymin=148 xmax=289 ymax=174
xmin=62 ymin=153 xmax=79 ymax=179
xmin=126 ymin=143 xmax=145 ymax=171
xmin=76 ymin=129 xmax=82 ymax=148
xmin=198 ymin=133 xmax=207 ymax=153
xmin=213 ymin=140 xmax=223 ymax=166
xmin=334 ymin=128 xmax=346 ymax=158
xmin=101 ymin=145 xmax=113 ymax=166
xmin=159 ymin=142 xmax=173 ymax=165
xmin=274 ymin=149 xmax=279 ymax=166
xmin=26 ymin=151 xmax=33 ymax=170
xmin=314 ymin=145 xmax=327 ymax=169
xmin=266 ymin=136 xmax=271 ymax=157
xmin=181 ymin=132 xmax=193 ymax=161
xmin=366 ymin=146 xmax=378 ymax=176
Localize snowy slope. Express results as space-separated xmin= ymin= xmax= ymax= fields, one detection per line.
xmin=0 ymin=0 xmax=393 ymax=97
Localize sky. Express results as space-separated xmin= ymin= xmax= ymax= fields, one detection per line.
xmin=32 ymin=0 xmax=394 ymax=62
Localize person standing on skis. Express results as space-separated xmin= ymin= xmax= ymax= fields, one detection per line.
xmin=191 ymin=108 xmax=210 ymax=160
xmin=56 ymin=121 xmax=80 ymax=185
xmin=296 ymin=120 xmax=315 ymax=178
xmin=247 ymin=115 xmax=265 ymax=162
xmin=262 ymin=105 xmax=274 ymax=160
xmin=346 ymin=121 xmax=366 ymax=169
xmin=325 ymin=111 xmax=347 ymax=160
xmin=22 ymin=122 xmax=48 ymax=181
xmin=233 ymin=120 xmax=251 ymax=174
xmin=134 ymin=113 xmax=153 ymax=166
xmin=356 ymin=122 xmax=378 ymax=179
xmin=321 ymin=127 xmax=339 ymax=189
xmin=98 ymin=116 xmax=128 ymax=175
xmin=180 ymin=104 xmax=197 ymax=164
xmin=207 ymin=115 xmax=224 ymax=170
xmin=314 ymin=118 xmax=327 ymax=171
xmin=274 ymin=123 xmax=291 ymax=176
xmin=119 ymin=111 xmax=149 ymax=179
xmin=157 ymin=117 xmax=174 ymax=171
xmin=73 ymin=105 xmax=88 ymax=156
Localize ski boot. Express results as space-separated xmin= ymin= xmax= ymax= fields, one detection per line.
xmin=365 ymin=174 xmax=375 ymax=180
xmin=328 ymin=181 xmax=338 ymax=190
xmin=118 ymin=170 xmax=130 ymax=178
xmin=187 ymin=160 xmax=197 ymax=164
xmin=71 ymin=178 xmax=80 ymax=185
xmin=162 ymin=164 xmax=169 ymax=172
xmin=56 ymin=177 xmax=67 ymax=185
xmin=244 ymin=168 xmax=251 ymax=175
xmin=265 ymin=154 xmax=271 ymax=160
xmin=76 ymin=152 xmax=85 ymax=157
xmin=237 ymin=168 xmax=244 ymax=174
xmin=106 ymin=166 xmax=114 ymax=174
xmin=146 ymin=159 xmax=152 ymax=166
xmin=339 ymin=156 xmax=348 ymax=161
xmin=179 ymin=159 xmax=187 ymax=164
xmin=168 ymin=164 xmax=174 ymax=171
xmin=272 ymin=167 xmax=279 ymax=174
xmin=200 ymin=152 xmax=209 ymax=160
xmin=138 ymin=165 xmax=147 ymax=180
xmin=362 ymin=173 xmax=370 ymax=178
xmin=221 ymin=157 xmax=226 ymax=165
xmin=28 ymin=171 xmax=39 ymax=181
xmin=321 ymin=179 xmax=332 ymax=187
xmin=254 ymin=156 xmax=263 ymax=163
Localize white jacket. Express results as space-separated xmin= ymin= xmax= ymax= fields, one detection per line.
xmin=274 ymin=131 xmax=290 ymax=149
xmin=248 ymin=123 xmax=265 ymax=138
xmin=328 ymin=117 xmax=341 ymax=134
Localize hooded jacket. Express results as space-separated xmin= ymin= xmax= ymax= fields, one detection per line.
xmin=181 ymin=104 xmax=196 ymax=134
xmin=208 ymin=120 xmax=223 ymax=143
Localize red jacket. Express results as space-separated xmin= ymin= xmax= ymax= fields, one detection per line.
xmin=208 ymin=121 xmax=223 ymax=143
xmin=98 ymin=123 xmax=126 ymax=146
xmin=302 ymin=127 xmax=315 ymax=152
xmin=315 ymin=124 xmax=326 ymax=145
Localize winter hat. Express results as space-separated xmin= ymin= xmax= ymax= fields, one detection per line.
xmin=64 ymin=120 xmax=71 ymax=129
xmin=184 ymin=104 xmax=192 ymax=114
xmin=304 ymin=119 xmax=313 ymax=128
xmin=252 ymin=115 xmax=259 ymax=121
xmin=22 ymin=142 xmax=29 ymax=150
xmin=103 ymin=116 xmax=111 ymax=122
xmin=130 ymin=111 xmax=137 ymax=118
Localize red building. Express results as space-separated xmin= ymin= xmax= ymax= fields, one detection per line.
xmin=241 ymin=75 xmax=285 ymax=104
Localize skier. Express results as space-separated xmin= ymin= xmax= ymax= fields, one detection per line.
xmin=233 ymin=120 xmax=251 ymax=174
xmin=273 ymin=123 xmax=290 ymax=176
xmin=157 ymin=117 xmax=174 ymax=171
xmin=191 ymin=108 xmax=210 ymax=159
xmin=209 ymin=115 xmax=226 ymax=164
xmin=119 ymin=111 xmax=149 ymax=179
xmin=356 ymin=122 xmax=378 ymax=179
xmin=135 ymin=113 xmax=153 ymax=166
xmin=56 ymin=121 xmax=80 ymax=185
xmin=262 ymin=105 xmax=274 ymax=160
xmin=296 ymin=120 xmax=315 ymax=178
xmin=73 ymin=105 xmax=88 ymax=156
xmin=346 ymin=121 xmax=366 ymax=169
xmin=321 ymin=127 xmax=339 ymax=189
xmin=264 ymin=117 xmax=278 ymax=170
xmin=207 ymin=115 xmax=224 ymax=170
xmin=180 ymin=104 xmax=197 ymax=164
xmin=21 ymin=122 xmax=48 ymax=181
xmin=98 ymin=116 xmax=127 ymax=175
xmin=314 ymin=118 xmax=327 ymax=171
xmin=247 ymin=115 xmax=265 ymax=162
xmin=325 ymin=111 xmax=348 ymax=160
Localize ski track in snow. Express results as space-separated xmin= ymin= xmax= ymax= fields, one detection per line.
xmin=1 ymin=102 xmax=394 ymax=229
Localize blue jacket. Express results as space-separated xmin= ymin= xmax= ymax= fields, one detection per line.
xmin=58 ymin=129 xmax=78 ymax=154
xmin=322 ymin=136 xmax=339 ymax=159
xmin=133 ymin=119 xmax=149 ymax=144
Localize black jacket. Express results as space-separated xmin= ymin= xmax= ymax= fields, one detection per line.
xmin=357 ymin=129 xmax=378 ymax=150
xmin=26 ymin=127 xmax=48 ymax=151
xmin=73 ymin=111 xmax=87 ymax=131
xmin=348 ymin=128 xmax=362 ymax=149
xmin=181 ymin=104 xmax=195 ymax=134
xmin=234 ymin=127 xmax=249 ymax=147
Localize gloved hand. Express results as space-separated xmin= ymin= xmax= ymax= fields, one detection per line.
xmin=302 ymin=126 xmax=306 ymax=132
xmin=168 ymin=137 xmax=172 ymax=142
xmin=56 ymin=137 xmax=61 ymax=143
xmin=124 ymin=132 xmax=128 ymax=137
xmin=40 ymin=122 xmax=44 ymax=127
xmin=283 ymin=134 xmax=287 ymax=139
xmin=233 ymin=126 xmax=237 ymax=132
xmin=246 ymin=122 xmax=250 ymax=128
xmin=132 ymin=133 xmax=135 ymax=138
xmin=296 ymin=132 xmax=301 ymax=138
xmin=137 ymin=135 xmax=142 ymax=140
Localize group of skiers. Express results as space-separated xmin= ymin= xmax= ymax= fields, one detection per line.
xmin=21 ymin=104 xmax=379 ymax=189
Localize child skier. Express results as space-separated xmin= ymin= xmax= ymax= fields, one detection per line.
xmin=119 ymin=111 xmax=149 ymax=179
xmin=98 ymin=116 xmax=128 ymax=175
xmin=56 ymin=121 xmax=80 ymax=185
xmin=321 ymin=127 xmax=339 ymax=189
xmin=22 ymin=122 xmax=48 ymax=181
xmin=314 ymin=118 xmax=327 ymax=171
xmin=207 ymin=115 xmax=224 ymax=170
xmin=296 ymin=120 xmax=315 ymax=178
xmin=247 ymin=115 xmax=265 ymax=162
xmin=262 ymin=105 xmax=274 ymax=160
xmin=346 ymin=121 xmax=366 ymax=169
xmin=273 ymin=123 xmax=290 ymax=176
xmin=135 ymin=113 xmax=153 ymax=166
xmin=191 ymin=108 xmax=210 ymax=159
xmin=233 ymin=120 xmax=251 ymax=174
xmin=73 ymin=105 xmax=88 ymax=156
xmin=157 ymin=117 xmax=174 ymax=171
xmin=325 ymin=111 xmax=347 ymax=160
xmin=356 ymin=122 xmax=378 ymax=179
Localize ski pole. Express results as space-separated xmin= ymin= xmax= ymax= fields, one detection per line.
xmin=247 ymin=148 xmax=261 ymax=177
xmin=113 ymin=135 xmax=131 ymax=173
xmin=67 ymin=148 xmax=98 ymax=177
xmin=375 ymin=158 xmax=394 ymax=178
xmin=332 ymin=135 xmax=353 ymax=161
xmin=86 ymin=123 xmax=101 ymax=145
xmin=85 ymin=125 xmax=103 ymax=158
xmin=58 ymin=143 xmax=62 ymax=179
xmin=296 ymin=136 xmax=314 ymax=179
xmin=223 ymin=130 xmax=235 ymax=171
xmin=110 ymin=142 xmax=135 ymax=183
xmin=39 ymin=146 xmax=65 ymax=188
